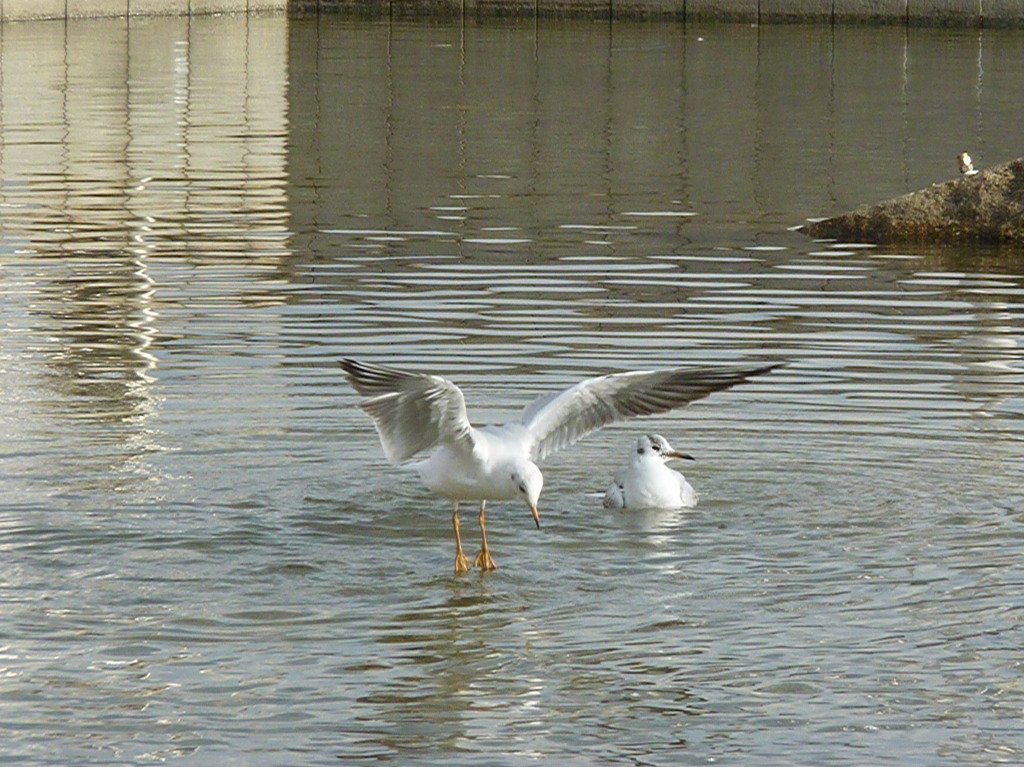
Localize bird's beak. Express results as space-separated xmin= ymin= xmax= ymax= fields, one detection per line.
xmin=530 ymin=505 xmax=540 ymax=529
xmin=667 ymin=451 xmax=695 ymax=462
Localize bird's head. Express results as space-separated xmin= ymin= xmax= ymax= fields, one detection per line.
xmin=638 ymin=434 xmax=694 ymax=463
xmin=510 ymin=461 xmax=543 ymax=528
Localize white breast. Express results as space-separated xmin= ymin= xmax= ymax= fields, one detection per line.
xmin=603 ymin=458 xmax=697 ymax=509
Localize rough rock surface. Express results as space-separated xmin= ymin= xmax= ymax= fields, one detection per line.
xmin=801 ymin=157 xmax=1024 ymax=244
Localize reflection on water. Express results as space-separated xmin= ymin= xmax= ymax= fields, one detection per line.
xmin=288 ymin=20 xmax=1024 ymax=249
xmin=0 ymin=13 xmax=1023 ymax=767
xmin=0 ymin=16 xmax=289 ymax=504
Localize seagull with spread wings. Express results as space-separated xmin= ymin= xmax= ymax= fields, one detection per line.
xmin=340 ymin=358 xmax=780 ymax=574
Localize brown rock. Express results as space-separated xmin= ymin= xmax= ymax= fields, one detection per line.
xmin=801 ymin=157 xmax=1024 ymax=244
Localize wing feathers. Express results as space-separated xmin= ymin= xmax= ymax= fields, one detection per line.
xmin=340 ymin=358 xmax=781 ymax=466
xmin=339 ymin=358 xmax=473 ymax=464
xmin=522 ymin=363 xmax=781 ymax=461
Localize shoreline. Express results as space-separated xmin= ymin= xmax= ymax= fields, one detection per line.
xmin=1 ymin=1 xmax=1021 ymax=27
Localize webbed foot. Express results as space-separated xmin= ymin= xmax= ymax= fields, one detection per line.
xmin=474 ymin=548 xmax=497 ymax=572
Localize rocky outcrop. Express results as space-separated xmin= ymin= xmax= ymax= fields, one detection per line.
xmin=801 ymin=157 xmax=1024 ymax=244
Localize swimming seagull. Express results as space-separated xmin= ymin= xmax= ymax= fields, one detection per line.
xmin=339 ymin=358 xmax=780 ymax=574
xmin=603 ymin=434 xmax=698 ymax=510
xmin=958 ymin=151 xmax=978 ymax=176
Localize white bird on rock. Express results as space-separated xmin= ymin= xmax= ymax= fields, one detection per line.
xmin=958 ymin=151 xmax=978 ymax=176
xmin=339 ymin=358 xmax=780 ymax=575
xmin=603 ymin=434 xmax=699 ymax=510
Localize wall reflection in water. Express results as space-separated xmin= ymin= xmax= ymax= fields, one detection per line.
xmin=287 ymin=20 xmax=1024 ymax=251
xmin=0 ymin=16 xmax=290 ymax=503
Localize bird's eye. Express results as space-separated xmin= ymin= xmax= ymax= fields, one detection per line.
xmin=637 ymin=448 xmax=644 ymax=455
xmin=518 ymin=483 xmax=527 ymax=494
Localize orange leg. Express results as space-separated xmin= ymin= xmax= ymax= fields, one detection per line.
xmin=452 ymin=502 xmax=471 ymax=575
xmin=473 ymin=500 xmax=497 ymax=572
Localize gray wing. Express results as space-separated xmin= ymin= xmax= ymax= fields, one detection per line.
xmin=521 ymin=363 xmax=781 ymax=461
xmin=339 ymin=358 xmax=474 ymax=464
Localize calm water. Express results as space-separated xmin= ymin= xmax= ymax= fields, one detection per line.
xmin=1 ymin=13 xmax=1023 ymax=766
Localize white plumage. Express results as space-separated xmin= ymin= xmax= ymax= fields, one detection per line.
xmin=603 ymin=434 xmax=698 ymax=510
xmin=958 ymin=151 xmax=978 ymax=176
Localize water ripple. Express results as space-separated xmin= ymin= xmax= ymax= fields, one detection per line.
xmin=0 ymin=14 xmax=1022 ymax=767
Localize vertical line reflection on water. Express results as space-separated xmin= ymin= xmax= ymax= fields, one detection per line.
xmin=0 ymin=15 xmax=292 ymax=508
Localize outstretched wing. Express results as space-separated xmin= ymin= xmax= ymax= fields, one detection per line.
xmin=339 ymin=358 xmax=474 ymax=464
xmin=520 ymin=363 xmax=782 ymax=461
